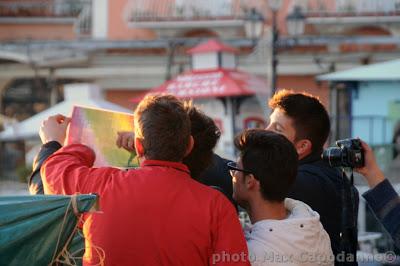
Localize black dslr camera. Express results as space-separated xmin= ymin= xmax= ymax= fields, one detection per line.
xmin=322 ymin=138 xmax=365 ymax=168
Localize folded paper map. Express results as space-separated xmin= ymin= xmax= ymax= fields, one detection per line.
xmin=67 ymin=105 xmax=137 ymax=167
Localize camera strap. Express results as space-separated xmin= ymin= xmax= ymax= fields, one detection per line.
xmin=339 ymin=169 xmax=358 ymax=265
xmin=350 ymin=169 xmax=354 ymax=186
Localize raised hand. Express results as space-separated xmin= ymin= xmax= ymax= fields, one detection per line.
xmin=116 ymin=131 xmax=135 ymax=152
xmin=39 ymin=114 xmax=71 ymax=145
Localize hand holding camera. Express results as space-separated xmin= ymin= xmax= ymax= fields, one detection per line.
xmin=322 ymin=138 xmax=385 ymax=188
xmin=354 ymin=140 xmax=385 ymax=188
xmin=322 ymin=138 xmax=365 ymax=168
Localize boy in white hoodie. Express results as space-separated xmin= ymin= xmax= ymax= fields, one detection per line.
xmin=229 ymin=129 xmax=334 ymax=266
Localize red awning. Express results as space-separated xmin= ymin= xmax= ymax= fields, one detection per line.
xmin=131 ymin=69 xmax=268 ymax=103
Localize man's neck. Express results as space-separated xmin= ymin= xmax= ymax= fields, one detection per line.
xmin=246 ymin=197 xmax=287 ymax=224
xmin=299 ymin=150 xmax=322 ymax=165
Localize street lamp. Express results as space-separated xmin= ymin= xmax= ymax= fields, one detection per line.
xmin=245 ymin=2 xmax=305 ymax=96
xmin=244 ymin=8 xmax=265 ymax=44
xmin=269 ymin=2 xmax=306 ymax=95
xmin=286 ymin=6 xmax=306 ymax=37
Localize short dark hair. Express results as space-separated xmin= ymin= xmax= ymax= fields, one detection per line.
xmin=269 ymin=89 xmax=330 ymax=153
xmin=134 ymin=94 xmax=190 ymax=162
xmin=183 ymin=102 xmax=221 ymax=180
xmin=234 ymin=129 xmax=298 ymax=202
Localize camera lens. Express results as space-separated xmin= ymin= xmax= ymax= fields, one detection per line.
xmin=321 ymin=147 xmax=343 ymax=167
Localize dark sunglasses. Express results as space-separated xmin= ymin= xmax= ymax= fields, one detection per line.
xmin=227 ymin=161 xmax=253 ymax=177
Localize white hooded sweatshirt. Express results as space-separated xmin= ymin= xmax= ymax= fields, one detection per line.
xmin=245 ymin=198 xmax=334 ymax=266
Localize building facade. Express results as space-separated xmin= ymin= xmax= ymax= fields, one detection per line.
xmin=1 ymin=0 xmax=400 ymax=114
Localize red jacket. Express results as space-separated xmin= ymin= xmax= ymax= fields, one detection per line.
xmin=42 ymin=144 xmax=250 ymax=266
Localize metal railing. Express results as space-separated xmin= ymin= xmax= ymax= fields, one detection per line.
xmin=328 ymin=115 xmax=398 ymax=172
xmin=0 ymin=0 xmax=91 ymax=18
xmin=127 ymin=0 xmax=400 ymax=23
xmin=74 ymin=2 xmax=91 ymax=36
xmin=330 ymin=115 xmax=398 ymax=145
xmin=305 ymin=0 xmax=400 ymax=17
xmin=128 ymin=0 xmax=266 ymax=22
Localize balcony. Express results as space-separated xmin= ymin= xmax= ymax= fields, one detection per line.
xmin=0 ymin=0 xmax=92 ymax=37
xmin=298 ymin=0 xmax=400 ymax=35
xmin=127 ymin=0 xmax=266 ymax=38
xmin=0 ymin=0 xmax=91 ymax=18
xmin=296 ymin=0 xmax=400 ymax=16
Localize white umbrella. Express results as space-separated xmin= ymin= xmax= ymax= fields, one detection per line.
xmin=0 ymin=83 xmax=132 ymax=141
xmin=0 ymin=114 xmax=17 ymax=130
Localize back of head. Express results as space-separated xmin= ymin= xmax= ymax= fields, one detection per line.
xmin=183 ymin=102 xmax=221 ymax=179
xmin=134 ymin=94 xmax=190 ymax=162
xmin=269 ymin=89 xmax=330 ymax=153
xmin=235 ymin=129 xmax=298 ymax=202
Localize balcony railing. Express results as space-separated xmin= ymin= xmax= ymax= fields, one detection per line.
xmin=304 ymin=0 xmax=400 ymax=17
xmin=0 ymin=0 xmax=91 ymax=18
xmin=331 ymin=115 xmax=396 ymax=145
xmin=128 ymin=0 xmax=266 ymax=22
xmin=75 ymin=2 xmax=91 ymax=36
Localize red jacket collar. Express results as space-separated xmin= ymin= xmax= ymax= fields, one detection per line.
xmin=141 ymin=159 xmax=190 ymax=173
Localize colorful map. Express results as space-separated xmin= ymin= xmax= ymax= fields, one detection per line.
xmin=67 ymin=105 xmax=137 ymax=167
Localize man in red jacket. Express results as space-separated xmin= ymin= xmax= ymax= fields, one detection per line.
xmin=40 ymin=95 xmax=249 ymax=266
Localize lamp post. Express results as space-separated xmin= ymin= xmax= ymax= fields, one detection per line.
xmin=268 ymin=0 xmax=283 ymax=95
xmin=244 ymin=2 xmax=305 ymax=97
xmin=267 ymin=1 xmax=306 ymax=95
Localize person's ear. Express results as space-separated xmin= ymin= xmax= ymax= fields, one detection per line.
xmin=245 ymin=174 xmax=259 ymax=190
xmin=184 ymin=135 xmax=194 ymax=157
xmin=295 ymin=139 xmax=312 ymax=159
xmin=135 ymin=137 xmax=145 ymax=157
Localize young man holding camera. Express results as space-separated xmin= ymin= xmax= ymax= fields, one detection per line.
xmin=266 ymin=90 xmax=359 ymax=265
xmin=230 ymin=129 xmax=333 ymax=265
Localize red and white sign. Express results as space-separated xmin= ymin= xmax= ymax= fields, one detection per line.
xmin=131 ymin=69 xmax=269 ymax=102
